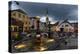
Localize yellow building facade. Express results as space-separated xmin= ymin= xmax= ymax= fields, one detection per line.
xmin=11 ymin=10 xmax=31 ymax=33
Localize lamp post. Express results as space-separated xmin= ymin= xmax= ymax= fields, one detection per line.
xmin=9 ymin=1 xmax=19 ymax=10
xmin=36 ymin=16 xmax=40 ymax=34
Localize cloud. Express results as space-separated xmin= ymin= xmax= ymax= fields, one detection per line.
xmin=40 ymin=16 xmax=46 ymax=22
xmin=40 ymin=16 xmax=56 ymax=24
xmin=67 ymin=9 xmax=78 ymax=20
xmin=12 ymin=1 xmax=78 ymax=22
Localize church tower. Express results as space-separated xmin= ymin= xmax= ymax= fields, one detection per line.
xmin=46 ymin=8 xmax=49 ymax=32
xmin=46 ymin=8 xmax=49 ymax=25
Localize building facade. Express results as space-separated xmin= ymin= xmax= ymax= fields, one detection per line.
xmin=10 ymin=9 xmax=31 ymax=33
xmin=30 ymin=16 xmax=40 ymax=31
xmin=51 ymin=20 xmax=77 ymax=32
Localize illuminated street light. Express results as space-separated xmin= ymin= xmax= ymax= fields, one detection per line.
xmin=47 ymin=38 xmax=55 ymax=43
xmin=34 ymin=46 xmax=47 ymax=51
xmin=14 ymin=44 xmax=27 ymax=49
xmin=39 ymin=46 xmax=47 ymax=51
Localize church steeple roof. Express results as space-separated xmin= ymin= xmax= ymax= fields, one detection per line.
xmin=46 ymin=8 xmax=49 ymax=22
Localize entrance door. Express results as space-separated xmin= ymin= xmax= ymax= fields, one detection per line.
xmin=60 ymin=28 xmax=64 ymax=32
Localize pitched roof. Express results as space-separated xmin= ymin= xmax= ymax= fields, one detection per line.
xmin=70 ymin=23 xmax=78 ymax=27
xmin=58 ymin=19 xmax=71 ymax=26
xmin=54 ymin=21 xmax=59 ymax=26
xmin=10 ymin=9 xmax=27 ymax=15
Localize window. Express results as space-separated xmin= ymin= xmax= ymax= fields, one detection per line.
xmin=25 ymin=27 xmax=27 ymax=30
xmin=18 ymin=13 xmax=21 ymax=18
xmin=13 ymin=13 xmax=16 ymax=16
xmin=24 ymin=27 xmax=27 ymax=32
xmin=19 ymin=27 xmax=23 ymax=32
xmin=14 ymin=27 xmax=17 ymax=32
xmin=23 ymin=15 xmax=25 ymax=18
xmin=65 ymin=24 xmax=68 ymax=27
xmin=10 ymin=26 xmax=13 ymax=31
xmin=29 ymin=22 xmax=30 ymax=24
xmin=62 ymin=25 xmax=64 ymax=27
xmin=26 ymin=22 xmax=27 ymax=24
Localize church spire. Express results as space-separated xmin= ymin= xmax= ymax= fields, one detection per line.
xmin=46 ymin=8 xmax=49 ymax=24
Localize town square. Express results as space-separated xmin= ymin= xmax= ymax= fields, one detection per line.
xmin=9 ymin=1 xmax=78 ymax=53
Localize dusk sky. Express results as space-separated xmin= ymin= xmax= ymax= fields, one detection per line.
xmin=10 ymin=1 xmax=78 ymax=24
